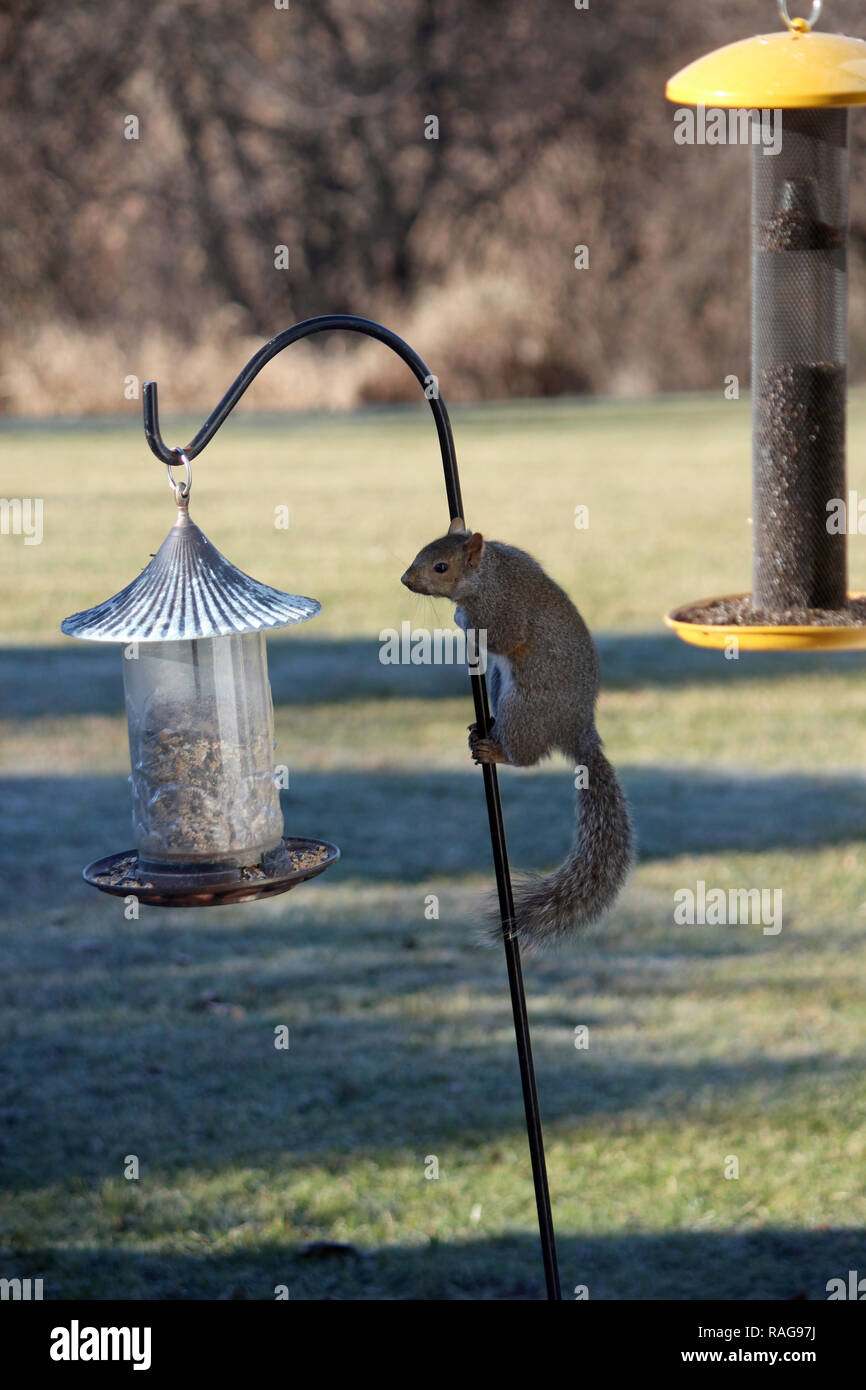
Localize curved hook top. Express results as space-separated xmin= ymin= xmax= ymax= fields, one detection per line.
xmin=142 ymin=313 xmax=463 ymax=521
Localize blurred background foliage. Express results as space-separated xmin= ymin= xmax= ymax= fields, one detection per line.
xmin=5 ymin=0 xmax=866 ymax=414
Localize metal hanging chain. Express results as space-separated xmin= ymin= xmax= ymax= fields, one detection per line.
xmin=778 ymin=0 xmax=822 ymax=31
xmin=140 ymin=314 xmax=563 ymax=1301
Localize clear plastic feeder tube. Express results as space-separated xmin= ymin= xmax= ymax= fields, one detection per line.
xmin=123 ymin=631 xmax=283 ymax=870
xmin=751 ymin=107 xmax=849 ymax=611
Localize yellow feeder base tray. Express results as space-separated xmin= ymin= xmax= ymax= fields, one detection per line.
xmin=665 ymin=594 xmax=866 ymax=652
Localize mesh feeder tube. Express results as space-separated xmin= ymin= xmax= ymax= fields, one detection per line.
xmin=664 ymin=4 xmax=866 ymax=652
xmin=752 ymin=108 xmax=847 ymax=613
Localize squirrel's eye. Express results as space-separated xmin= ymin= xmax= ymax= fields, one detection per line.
xmin=434 ymin=562 xmax=448 ymax=573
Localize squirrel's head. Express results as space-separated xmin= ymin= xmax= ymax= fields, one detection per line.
xmin=401 ymin=518 xmax=484 ymax=598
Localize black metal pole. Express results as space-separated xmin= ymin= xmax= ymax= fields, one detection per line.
xmin=467 ymin=668 xmax=561 ymax=1300
xmin=142 ymin=314 xmax=562 ymax=1300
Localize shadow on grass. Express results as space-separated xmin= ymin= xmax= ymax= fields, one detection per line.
xmin=2 ymin=759 xmax=865 ymax=905
xmin=0 ymin=989 xmax=861 ymax=1188
xmin=2 ymin=775 xmax=862 ymax=1191
xmin=4 ymin=1228 xmax=862 ymax=1299
xmin=4 ymin=632 xmax=866 ymax=720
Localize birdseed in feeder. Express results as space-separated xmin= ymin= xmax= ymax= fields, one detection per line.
xmin=130 ymin=699 xmax=281 ymax=865
xmin=752 ymin=361 xmax=847 ymax=614
xmin=678 ymin=594 xmax=866 ymax=627
xmin=123 ymin=633 xmax=284 ymax=871
xmin=756 ymin=178 xmax=845 ymax=253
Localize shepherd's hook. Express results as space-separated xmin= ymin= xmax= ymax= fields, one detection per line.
xmin=141 ymin=314 xmax=562 ymax=1301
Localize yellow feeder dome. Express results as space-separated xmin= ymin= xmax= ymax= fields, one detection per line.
xmin=667 ymin=28 xmax=866 ymax=111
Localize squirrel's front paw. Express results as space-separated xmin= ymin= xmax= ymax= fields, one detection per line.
xmin=468 ymin=724 xmax=507 ymax=765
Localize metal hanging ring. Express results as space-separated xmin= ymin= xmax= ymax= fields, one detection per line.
xmin=778 ymin=0 xmax=821 ymax=31
xmin=166 ymin=449 xmax=192 ymax=499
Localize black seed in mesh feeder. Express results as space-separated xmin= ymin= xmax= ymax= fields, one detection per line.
xmin=664 ymin=4 xmax=866 ymax=652
xmin=754 ymin=359 xmax=846 ymax=611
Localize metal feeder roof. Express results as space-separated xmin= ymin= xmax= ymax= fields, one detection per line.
xmin=61 ymin=493 xmax=320 ymax=643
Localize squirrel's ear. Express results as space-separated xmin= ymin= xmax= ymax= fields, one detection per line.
xmin=448 ymin=516 xmax=466 ymax=534
xmin=466 ymin=532 xmax=484 ymax=567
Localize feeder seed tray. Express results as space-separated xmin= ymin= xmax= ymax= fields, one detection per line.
xmin=665 ymin=592 xmax=866 ymax=651
xmin=83 ymin=836 xmax=340 ymax=907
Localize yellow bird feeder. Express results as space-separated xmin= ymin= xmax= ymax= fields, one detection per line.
xmin=665 ymin=0 xmax=866 ymax=651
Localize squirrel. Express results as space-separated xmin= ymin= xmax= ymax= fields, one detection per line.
xmin=401 ymin=517 xmax=633 ymax=950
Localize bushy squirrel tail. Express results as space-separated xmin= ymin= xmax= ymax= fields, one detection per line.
xmin=489 ymin=741 xmax=633 ymax=951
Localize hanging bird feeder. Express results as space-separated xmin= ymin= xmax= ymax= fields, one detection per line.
xmin=665 ymin=0 xmax=866 ymax=651
xmin=62 ymin=454 xmax=339 ymax=905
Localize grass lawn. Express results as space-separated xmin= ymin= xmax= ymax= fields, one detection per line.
xmin=2 ymin=391 xmax=866 ymax=1299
